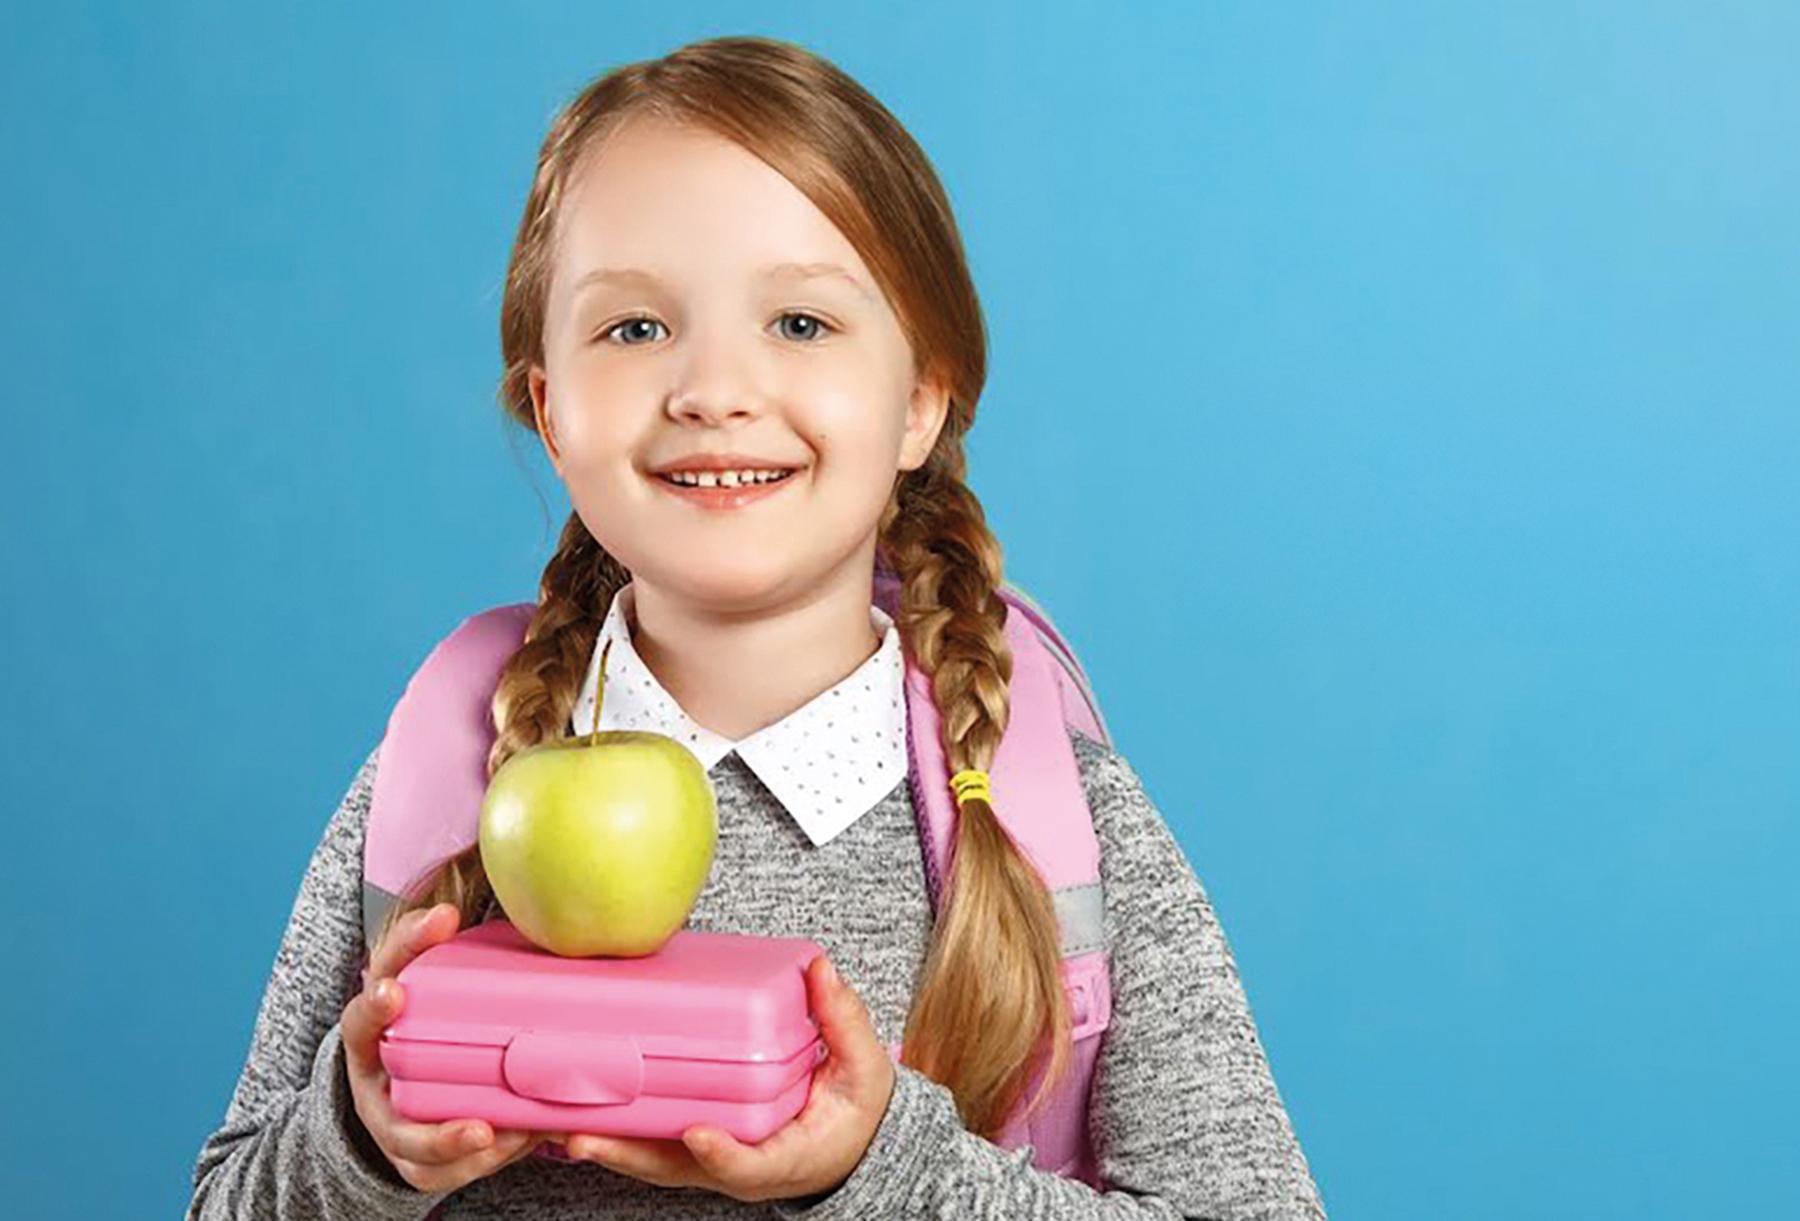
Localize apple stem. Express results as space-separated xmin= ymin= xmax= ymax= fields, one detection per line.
xmin=590 ymin=638 xmax=612 ymax=742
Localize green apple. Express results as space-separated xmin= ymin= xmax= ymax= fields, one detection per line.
xmin=479 ymin=640 xmax=717 ymax=957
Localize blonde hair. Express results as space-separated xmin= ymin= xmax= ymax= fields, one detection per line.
xmin=374 ymin=34 xmax=1071 ymax=1139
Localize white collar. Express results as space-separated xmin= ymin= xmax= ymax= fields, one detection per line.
xmin=569 ymin=581 xmax=909 ymax=847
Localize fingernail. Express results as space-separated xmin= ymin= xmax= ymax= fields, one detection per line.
xmin=822 ymin=959 xmax=839 ymax=987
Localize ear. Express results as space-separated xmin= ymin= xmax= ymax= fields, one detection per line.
xmin=527 ymin=364 xmax=565 ymax=477
xmin=899 ymin=372 xmax=951 ymax=473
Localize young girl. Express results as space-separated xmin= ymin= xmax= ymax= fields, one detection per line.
xmin=188 ymin=35 xmax=1327 ymax=1221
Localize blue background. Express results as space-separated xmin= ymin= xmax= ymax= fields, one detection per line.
xmin=3 ymin=3 xmax=1794 ymax=1218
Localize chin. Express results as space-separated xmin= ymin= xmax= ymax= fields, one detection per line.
xmin=652 ymin=557 xmax=807 ymax=609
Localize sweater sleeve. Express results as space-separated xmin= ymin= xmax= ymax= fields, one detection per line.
xmin=773 ymin=729 xmax=1328 ymax=1220
xmin=185 ymin=745 xmax=454 ymax=1221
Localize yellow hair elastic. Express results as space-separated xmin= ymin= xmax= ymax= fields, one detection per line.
xmin=949 ymin=768 xmax=992 ymax=808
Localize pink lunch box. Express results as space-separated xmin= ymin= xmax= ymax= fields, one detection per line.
xmin=379 ymin=918 xmax=829 ymax=1142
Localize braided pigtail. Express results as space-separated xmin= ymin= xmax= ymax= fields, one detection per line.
xmin=882 ymin=455 xmax=1075 ymax=1140
xmin=369 ymin=512 xmax=628 ymax=954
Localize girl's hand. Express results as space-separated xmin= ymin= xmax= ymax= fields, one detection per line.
xmin=567 ymin=953 xmax=896 ymax=1204
xmin=342 ymin=903 xmax=571 ymax=1193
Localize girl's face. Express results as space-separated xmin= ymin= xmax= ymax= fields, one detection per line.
xmin=530 ymin=115 xmax=949 ymax=612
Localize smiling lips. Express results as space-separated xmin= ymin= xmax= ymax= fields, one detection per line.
xmin=651 ymin=466 xmax=802 ymax=511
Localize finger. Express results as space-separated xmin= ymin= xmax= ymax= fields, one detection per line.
xmin=393 ymin=1128 xmax=543 ymax=1194
xmin=681 ymin=1123 xmax=773 ymax=1186
xmin=808 ymin=956 xmax=882 ymax=1083
xmin=342 ymin=1043 xmax=482 ymax=1172
xmin=421 ymin=1124 xmax=567 ymax=1175
xmin=568 ymin=1133 xmax=699 ymax=1187
xmin=341 ymin=978 xmax=404 ymax=1077
xmin=462 ymin=1127 xmax=541 ymax=1175
xmin=384 ymin=1115 xmax=503 ymax=1167
xmin=368 ymin=902 xmax=460 ymax=984
xmin=374 ymin=902 xmax=460 ymax=982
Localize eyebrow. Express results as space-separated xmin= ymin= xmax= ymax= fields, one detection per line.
xmin=570 ymin=261 xmax=875 ymax=303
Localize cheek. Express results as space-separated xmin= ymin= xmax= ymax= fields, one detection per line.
xmin=811 ymin=432 xmax=908 ymax=526
xmin=549 ymin=384 xmax=635 ymax=468
xmin=805 ymin=426 xmax=892 ymax=495
xmin=799 ymin=386 xmax=910 ymax=467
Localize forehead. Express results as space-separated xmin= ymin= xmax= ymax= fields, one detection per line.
xmin=552 ymin=116 xmax=879 ymax=302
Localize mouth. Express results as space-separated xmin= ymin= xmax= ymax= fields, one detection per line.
xmin=650 ymin=466 xmax=804 ymax=511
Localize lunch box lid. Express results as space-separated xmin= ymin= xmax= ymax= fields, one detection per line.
xmin=384 ymin=919 xmax=826 ymax=1064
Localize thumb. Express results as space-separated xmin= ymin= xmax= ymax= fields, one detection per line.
xmin=809 ymin=955 xmax=879 ymax=1070
xmin=342 ymin=978 xmax=399 ymax=1076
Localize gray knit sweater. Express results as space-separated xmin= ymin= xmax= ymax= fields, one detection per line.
xmin=186 ymin=727 xmax=1328 ymax=1219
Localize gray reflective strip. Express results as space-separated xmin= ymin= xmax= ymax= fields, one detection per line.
xmin=363 ymin=880 xmax=400 ymax=952
xmin=1054 ymin=880 xmax=1107 ymax=957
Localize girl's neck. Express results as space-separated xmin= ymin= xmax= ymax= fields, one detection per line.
xmin=626 ymin=557 xmax=887 ymax=742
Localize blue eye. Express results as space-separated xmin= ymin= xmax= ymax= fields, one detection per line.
xmin=597 ymin=312 xmax=836 ymax=346
xmin=602 ymin=316 xmax=667 ymax=345
xmin=774 ymin=312 xmax=834 ymax=342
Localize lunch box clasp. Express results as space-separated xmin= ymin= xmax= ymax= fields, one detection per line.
xmin=502 ymin=1030 xmax=645 ymax=1106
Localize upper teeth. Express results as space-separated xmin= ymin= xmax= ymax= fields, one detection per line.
xmin=665 ymin=468 xmax=794 ymax=487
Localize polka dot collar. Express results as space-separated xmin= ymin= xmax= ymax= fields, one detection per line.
xmin=568 ymin=581 xmax=909 ymax=847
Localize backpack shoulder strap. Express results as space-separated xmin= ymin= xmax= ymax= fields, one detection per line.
xmin=872 ymin=571 xmax=1108 ymax=956
xmin=362 ymin=603 xmax=533 ymax=948
xmin=996 ymin=579 xmax=1113 ymax=748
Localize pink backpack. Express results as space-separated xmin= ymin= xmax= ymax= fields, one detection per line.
xmin=361 ymin=566 xmax=1116 ymax=1187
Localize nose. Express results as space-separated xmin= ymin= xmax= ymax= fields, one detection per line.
xmin=666 ymin=393 xmax=760 ymax=427
xmin=665 ymin=337 xmax=771 ymax=427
